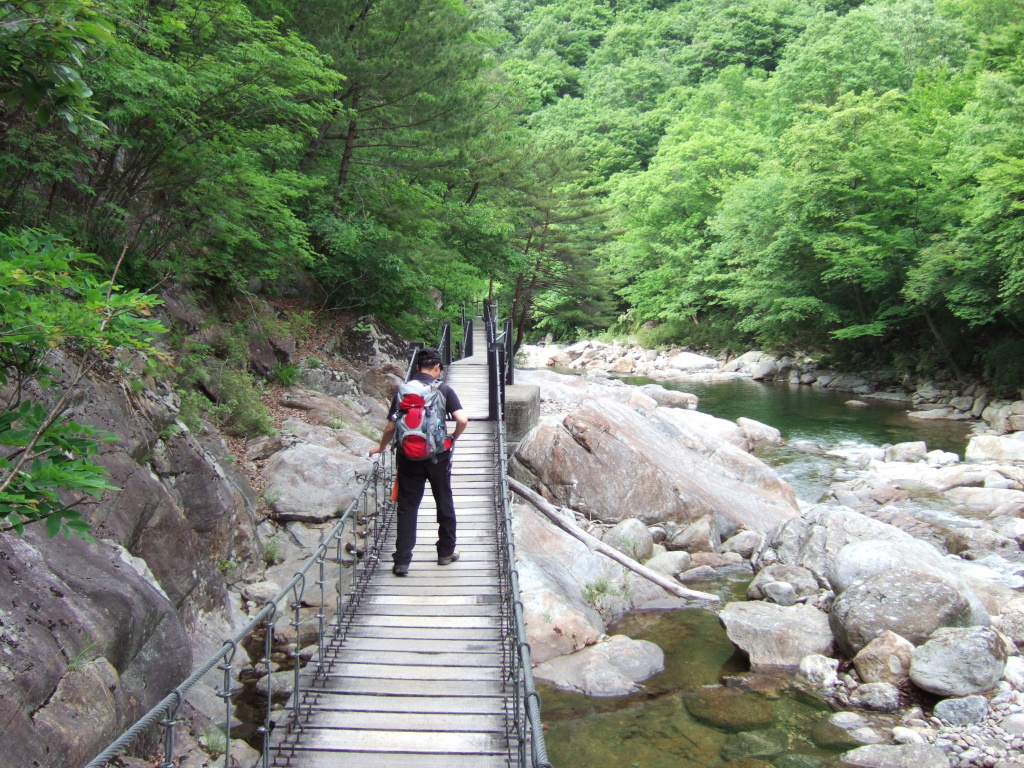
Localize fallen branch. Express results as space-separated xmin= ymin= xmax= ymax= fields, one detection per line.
xmin=507 ymin=476 xmax=720 ymax=603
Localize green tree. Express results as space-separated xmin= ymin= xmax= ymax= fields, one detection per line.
xmin=0 ymin=229 xmax=163 ymax=539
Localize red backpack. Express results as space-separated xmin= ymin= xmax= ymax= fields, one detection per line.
xmin=394 ymin=379 xmax=450 ymax=460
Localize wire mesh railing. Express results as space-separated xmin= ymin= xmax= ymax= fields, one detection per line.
xmin=487 ymin=313 xmax=552 ymax=768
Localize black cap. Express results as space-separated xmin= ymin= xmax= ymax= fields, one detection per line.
xmin=416 ymin=348 xmax=443 ymax=369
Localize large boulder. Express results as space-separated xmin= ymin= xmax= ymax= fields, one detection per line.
xmin=531 ymin=635 xmax=664 ymax=696
xmin=264 ymin=439 xmax=375 ymax=523
xmin=719 ymin=602 xmax=835 ymax=671
xmin=513 ymin=398 xmax=799 ymax=530
xmin=826 ymin=539 xmax=989 ymax=627
xmin=754 ymin=506 xmax=914 ymax=587
xmin=966 ymin=435 xmax=1024 ymax=463
xmin=909 ymin=626 xmax=1007 ymax=696
xmin=0 ymin=531 xmax=191 ymax=767
xmin=668 ymin=516 xmax=721 ymax=553
xmin=737 ymin=417 xmax=783 ymax=445
xmin=603 ymin=518 xmax=654 ymax=561
xmin=665 ymin=351 xmax=719 ymax=372
xmin=512 ymin=505 xmax=612 ymax=662
xmin=830 ymin=569 xmax=973 ymax=656
xmin=757 ymin=509 xmax=992 ymax=628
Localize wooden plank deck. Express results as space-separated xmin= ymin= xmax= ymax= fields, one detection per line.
xmin=269 ymin=322 xmax=513 ymax=767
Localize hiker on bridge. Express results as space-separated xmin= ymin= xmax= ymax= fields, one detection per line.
xmin=370 ymin=347 xmax=469 ymax=576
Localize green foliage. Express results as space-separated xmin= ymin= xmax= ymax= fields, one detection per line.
xmin=0 ymin=229 xmax=163 ymax=539
xmin=273 ymin=361 xmax=300 ymax=387
xmin=0 ymin=0 xmax=114 ymax=132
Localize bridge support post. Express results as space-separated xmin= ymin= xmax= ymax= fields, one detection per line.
xmin=488 ymin=342 xmax=505 ymax=421
xmin=441 ymin=321 xmax=452 ymax=367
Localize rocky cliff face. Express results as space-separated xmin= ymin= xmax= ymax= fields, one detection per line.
xmin=0 ymin=304 xmax=409 ymax=767
xmin=0 ymin=530 xmax=192 ymax=767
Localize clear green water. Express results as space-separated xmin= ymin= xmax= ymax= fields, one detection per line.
xmin=541 ymin=375 xmax=974 ymax=767
xmin=619 ymin=376 xmax=971 ymax=456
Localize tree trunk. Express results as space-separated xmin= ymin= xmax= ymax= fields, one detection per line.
xmin=333 ymin=87 xmax=362 ymax=209
xmin=922 ymin=306 xmax=964 ymax=382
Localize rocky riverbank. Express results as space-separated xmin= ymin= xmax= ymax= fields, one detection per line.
xmin=510 ymin=363 xmax=1024 ymax=768
xmin=523 ymin=339 xmax=1024 ymax=438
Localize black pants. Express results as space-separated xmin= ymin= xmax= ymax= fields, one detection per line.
xmin=393 ymin=451 xmax=457 ymax=566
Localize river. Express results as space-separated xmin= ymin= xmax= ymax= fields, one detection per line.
xmin=539 ymin=374 xmax=975 ymax=768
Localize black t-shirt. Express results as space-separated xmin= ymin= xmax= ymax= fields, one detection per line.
xmin=387 ymin=372 xmax=463 ymax=422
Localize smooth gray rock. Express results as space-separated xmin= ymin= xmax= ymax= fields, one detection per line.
xmin=532 ymin=635 xmax=664 ymax=696
xmin=603 ymin=518 xmax=654 ymax=561
xmin=966 ymin=435 xmax=1024 ymax=463
xmin=668 ymin=515 xmax=720 ymax=553
xmin=838 ymin=744 xmax=950 ymax=768
xmin=812 ymin=712 xmax=885 ymax=749
xmin=719 ymin=602 xmax=834 ymax=671
xmin=910 ymin=626 xmax=1007 ymax=696
xmin=763 ymin=581 xmax=798 ymax=606
xmin=796 ymin=654 xmax=840 ymax=690
xmin=849 ymin=682 xmax=901 ymax=712
xmin=255 ymin=670 xmax=296 ymax=699
xmin=737 ymin=417 xmax=783 ymax=445
xmin=885 ymin=442 xmax=928 ymax=463
xmin=830 ymin=569 xmax=972 ymax=656
xmin=748 ymin=563 xmax=819 ymax=600
xmin=720 ymin=530 xmax=764 ymax=558
xmin=933 ymin=695 xmax=988 ymax=725
xmin=945 ymin=527 xmax=1018 ymax=558
xmin=826 ymin=539 xmax=989 ymax=628
xmin=638 ymin=383 xmax=699 ymax=409
xmin=265 ymin=443 xmax=374 ymax=523
xmin=754 ymin=506 xmax=916 ymax=588
xmin=1000 ymin=713 xmax=1024 ymax=735
xmin=678 ymin=565 xmax=717 ymax=582
xmin=512 ymin=397 xmax=799 ymax=530
xmin=644 ymin=550 xmax=692 ymax=576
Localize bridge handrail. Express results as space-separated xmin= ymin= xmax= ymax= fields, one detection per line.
xmin=492 ymin=330 xmax=552 ymax=768
xmin=83 ymin=452 xmax=390 ymax=768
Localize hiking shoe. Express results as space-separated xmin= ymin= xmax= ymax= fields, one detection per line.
xmin=392 ymin=563 xmax=409 ymax=576
xmin=437 ymin=550 xmax=460 ymax=566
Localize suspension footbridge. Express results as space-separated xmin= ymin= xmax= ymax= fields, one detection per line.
xmin=85 ymin=306 xmax=550 ymax=768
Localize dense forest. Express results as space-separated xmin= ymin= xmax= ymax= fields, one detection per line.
xmin=4 ymin=0 xmax=1024 ymax=389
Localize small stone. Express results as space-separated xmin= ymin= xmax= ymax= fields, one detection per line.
xmin=763 ymin=581 xmax=798 ymax=606
xmin=892 ymin=726 xmax=926 ymax=745
xmin=849 ymin=682 xmax=901 ymax=712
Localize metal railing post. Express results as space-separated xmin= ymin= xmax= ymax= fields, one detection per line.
xmin=488 ymin=342 xmax=500 ymax=421
xmin=503 ymin=318 xmax=514 ymax=385
xmin=464 ymin=319 xmax=473 ymax=358
xmin=441 ymin=321 xmax=452 ymax=368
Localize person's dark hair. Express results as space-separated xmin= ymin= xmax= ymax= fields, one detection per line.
xmin=416 ymin=348 xmax=443 ymax=370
